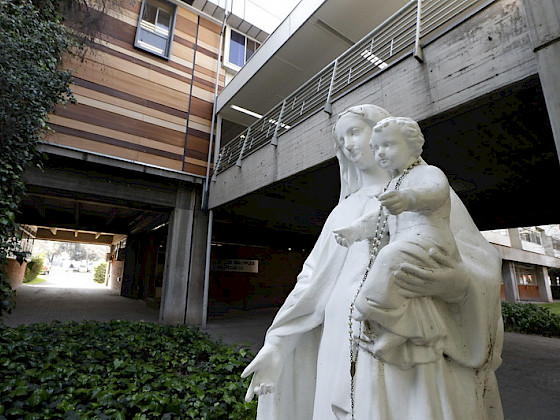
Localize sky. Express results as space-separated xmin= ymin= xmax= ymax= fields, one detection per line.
xmin=208 ymin=0 xmax=302 ymax=34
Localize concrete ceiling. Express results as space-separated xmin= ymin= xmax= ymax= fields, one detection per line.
xmin=218 ymin=0 xmax=410 ymax=131
xmin=18 ymin=155 xmax=177 ymax=245
xmin=189 ymin=0 xmax=270 ymax=42
xmin=20 ymin=187 xmax=169 ymax=242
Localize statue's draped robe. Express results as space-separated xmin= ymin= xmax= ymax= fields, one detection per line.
xmin=255 ymin=185 xmax=503 ymax=420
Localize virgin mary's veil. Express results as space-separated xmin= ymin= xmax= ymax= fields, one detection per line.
xmin=333 ymin=104 xmax=391 ymax=201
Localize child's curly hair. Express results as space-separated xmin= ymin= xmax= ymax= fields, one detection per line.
xmin=372 ymin=116 xmax=425 ymax=157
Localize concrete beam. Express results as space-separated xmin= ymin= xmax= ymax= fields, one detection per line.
xmin=38 ymin=143 xmax=204 ymax=185
xmin=34 ymin=227 xmax=116 ymax=245
xmin=493 ymin=244 xmax=560 ymax=268
xmin=24 ymin=166 xmax=177 ymax=209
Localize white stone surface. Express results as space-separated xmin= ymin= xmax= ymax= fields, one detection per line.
xmin=243 ymin=105 xmax=504 ymax=419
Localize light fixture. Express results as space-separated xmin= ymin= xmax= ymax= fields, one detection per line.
xmin=360 ymin=50 xmax=388 ymax=69
xmin=231 ymin=104 xmax=263 ymax=119
xmin=231 ymin=105 xmax=291 ymax=130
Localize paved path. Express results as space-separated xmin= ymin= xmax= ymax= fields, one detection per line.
xmin=2 ymin=274 xmax=559 ymax=419
xmin=3 ymin=269 xmax=159 ymax=326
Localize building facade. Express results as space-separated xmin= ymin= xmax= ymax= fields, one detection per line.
xmin=51 ymin=1 xmax=227 ymax=175
xmin=207 ymin=0 xmax=560 ymax=316
xmin=18 ymin=0 xmax=560 ymax=325
xmin=483 ymin=226 xmax=560 ymax=302
xmin=18 ymin=0 xmax=270 ymax=324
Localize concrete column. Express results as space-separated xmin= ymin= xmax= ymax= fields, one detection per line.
xmin=541 ymin=231 xmax=555 ymax=257
xmin=185 ymin=191 xmax=209 ymax=324
xmin=121 ymin=235 xmax=140 ymax=298
xmin=502 ymin=260 xmax=520 ymax=302
xmin=522 ymin=0 xmax=560 ymax=164
xmin=508 ymin=228 xmax=522 ymax=249
xmin=536 ymin=265 xmax=553 ymax=302
xmin=159 ymin=186 xmax=208 ymax=325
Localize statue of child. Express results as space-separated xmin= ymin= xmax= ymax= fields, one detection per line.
xmin=334 ymin=116 xmax=460 ymax=369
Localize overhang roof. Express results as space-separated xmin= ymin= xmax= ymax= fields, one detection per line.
xmin=189 ymin=0 xmax=270 ymax=42
xmin=217 ymin=0 xmax=410 ymax=127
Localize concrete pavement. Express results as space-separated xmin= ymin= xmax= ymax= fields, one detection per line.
xmin=2 ymin=271 xmax=159 ymax=326
xmin=2 ymin=275 xmax=559 ymax=420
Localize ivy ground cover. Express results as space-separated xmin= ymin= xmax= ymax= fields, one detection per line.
xmin=0 ymin=321 xmax=256 ymax=419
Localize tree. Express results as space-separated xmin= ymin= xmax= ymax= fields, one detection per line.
xmin=0 ymin=0 xmax=74 ymax=316
xmin=57 ymin=243 xmax=88 ymax=262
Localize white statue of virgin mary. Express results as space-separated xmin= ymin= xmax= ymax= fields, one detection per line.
xmin=242 ymin=104 xmax=504 ymax=420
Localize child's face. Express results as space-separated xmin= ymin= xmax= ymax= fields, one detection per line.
xmin=370 ymin=125 xmax=415 ymax=174
xmin=334 ymin=114 xmax=376 ymax=169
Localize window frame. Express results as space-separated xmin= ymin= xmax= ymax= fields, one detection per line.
xmin=514 ymin=263 xmax=537 ymax=285
xmin=519 ymin=227 xmax=543 ymax=245
xmin=223 ymin=26 xmax=261 ymax=71
xmin=134 ymin=0 xmax=177 ymax=60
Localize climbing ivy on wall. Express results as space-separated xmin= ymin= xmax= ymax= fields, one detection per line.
xmin=0 ymin=0 xmax=74 ymax=316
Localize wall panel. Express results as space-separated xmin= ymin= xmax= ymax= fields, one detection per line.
xmin=46 ymin=1 xmax=225 ymax=177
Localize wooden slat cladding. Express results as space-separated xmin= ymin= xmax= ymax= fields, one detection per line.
xmin=47 ymin=1 xmax=225 ymax=177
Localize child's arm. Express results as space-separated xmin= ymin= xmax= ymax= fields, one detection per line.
xmin=379 ymin=165 xmax=450 ymax=215
xmin=333 ymin=209 xmax=380 ymax=247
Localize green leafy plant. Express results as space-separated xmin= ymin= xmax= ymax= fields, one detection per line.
xmin=0 ymin=279 xmax=16 ymax=316
xmin=0 ymin=0 xmax=75 ymax=317
xmin=0 ymin=320 xmax=257 ymax=418
xmin=501 ymin=301 xmax=560 ymax=337
xmin=93 ymin=262 xmax=107 ymax=283
xmin=24 ymin=256 xmax=44 ymax=283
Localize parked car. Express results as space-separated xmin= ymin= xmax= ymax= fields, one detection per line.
xmin=71 ymin=262 xmax=88 ymax=272
xmin=40 ymin=262 xmax=51 ymax=275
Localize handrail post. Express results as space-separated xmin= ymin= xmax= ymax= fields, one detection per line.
xmin=211 ymin=152 xmax=222 ymax=181
xmin=271 ymin=100 xmax=286 ymax=146
xmin=414 ymin=0 xmax=424 ymax=62
xmin=324 ymin=60 xmax=338 ymax=115
xmin=236 ymin=128 xmax=251 ymax=167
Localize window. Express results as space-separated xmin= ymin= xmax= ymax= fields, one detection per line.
xmin=519 ymin=228 xmax=542 ymax=245
xmin=515 ymin=263 xmax=537 ymax=285
xmin=224 ymin=28 xmax=261 ymax=70
xmin=135 ymin=0 xmax=176 ymax=59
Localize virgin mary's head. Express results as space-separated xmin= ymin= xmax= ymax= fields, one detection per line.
xmin=333 ymin=104 xmax=391 ymax=200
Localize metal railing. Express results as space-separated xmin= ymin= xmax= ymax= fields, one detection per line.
xmin=213 ymin=0 xmax=492 ymax=177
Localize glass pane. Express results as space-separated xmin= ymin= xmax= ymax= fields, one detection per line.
xmin=229 ymin=30 xmax=246 ymax=67
xmin=138 ymin=28 xmax=167 ymax=55
xmin=245 ymin=39 xmax=257 ymax=61
xmin=142 ymin=3 xmax=157 ymax=25
xmin=156 ymin=9 xmax=171 ymax=34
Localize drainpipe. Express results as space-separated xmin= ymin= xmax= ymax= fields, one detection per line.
xmin=181 ymin=15 xmax=201 ymax=171
xmin=202 ymin=1 xmax=229 ymax=328
xmin=202 ymin=2 xmax=229 ymax=211
xmin=201 ymin=209 xmax=213 ymax=329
